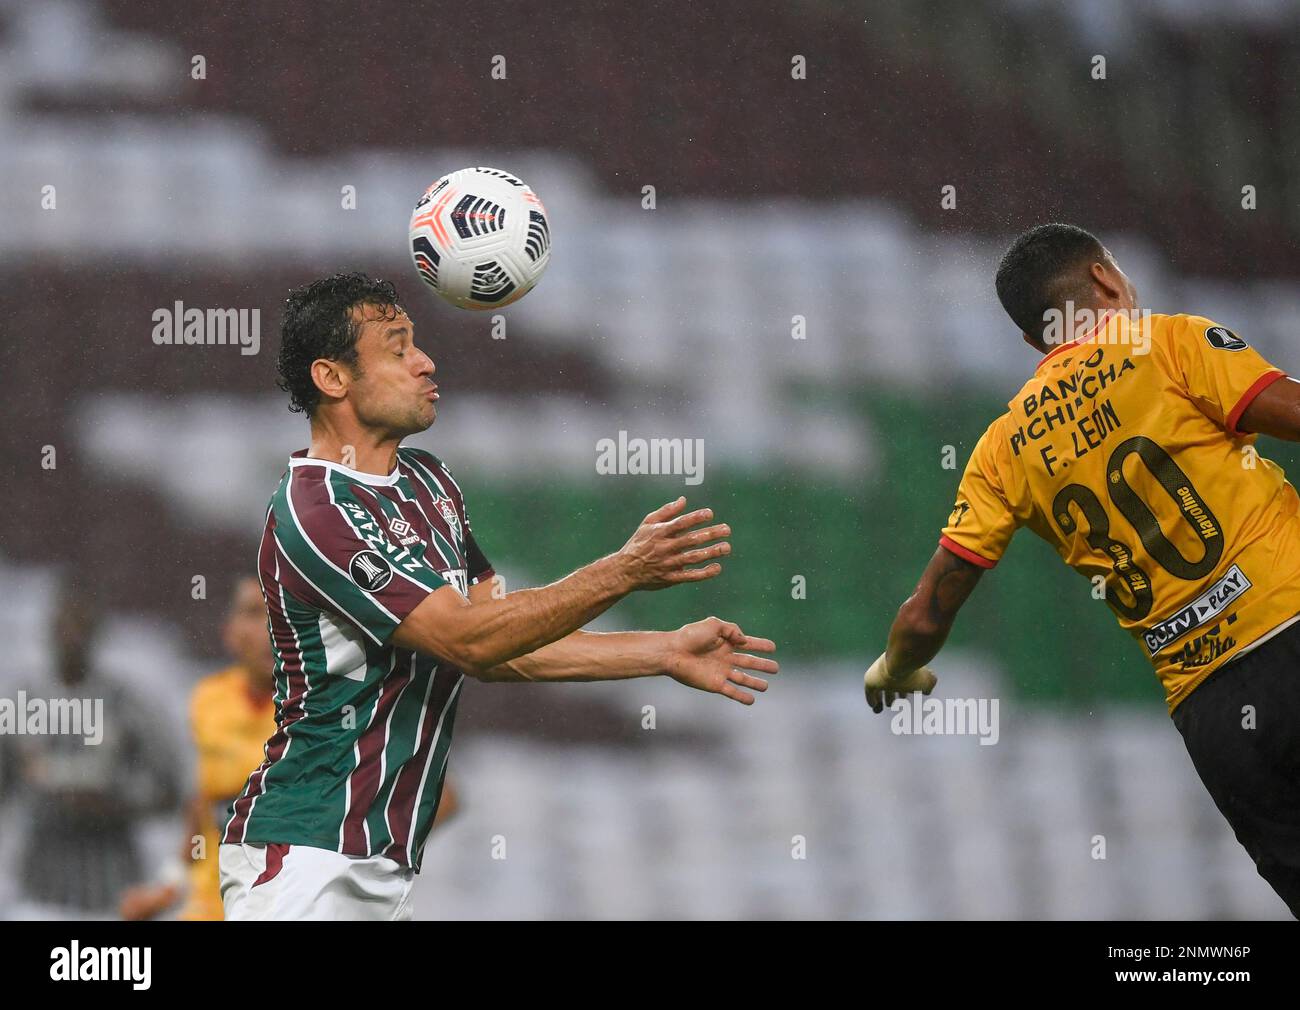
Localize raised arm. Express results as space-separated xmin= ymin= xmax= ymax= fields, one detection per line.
xmin=864 ymin=545 xmax=985 ymax=713
xmin=392 ymin=497 xmax=731 ymax=674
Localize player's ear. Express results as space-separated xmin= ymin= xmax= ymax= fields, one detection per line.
xmin=310 ymin=357 xmax=350 ymax=404
xmin=1089 ymin=260 xmax=1124 ymax=303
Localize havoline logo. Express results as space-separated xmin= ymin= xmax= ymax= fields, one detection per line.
xmin=1142 ymin=564 xmax=1251 ymax=654
xmin=349 ymin=550 xmax=393 ymax=592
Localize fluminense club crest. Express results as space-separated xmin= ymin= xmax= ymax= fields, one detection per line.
xmin=434 ymin=495 xmax=461 ymax=535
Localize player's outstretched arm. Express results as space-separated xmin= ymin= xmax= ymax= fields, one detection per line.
xmin=392 ymin=497 xmax=731 ymax=674
xmin=864 ymin=545 xmax=985 ymax=713
xmin=1238 ymin=376 xmax=1300 ymax=440
xmin=475 ymin=617 xmax=778 ymax=706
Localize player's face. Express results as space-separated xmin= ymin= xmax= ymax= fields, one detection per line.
xmin=347 ymin=304 xmax=439 ymax=438
xmin=222 ymin=578 xmax=274 ymax=673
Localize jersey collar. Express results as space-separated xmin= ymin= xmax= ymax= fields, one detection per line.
xmin=1035 ymin=309 xmax=1119 ymax=373
xmin=288 ymin=449 xmax=402 ymax=486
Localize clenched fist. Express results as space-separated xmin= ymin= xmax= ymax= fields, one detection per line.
xmin=863 ymin=652 xmax=938 ymax=714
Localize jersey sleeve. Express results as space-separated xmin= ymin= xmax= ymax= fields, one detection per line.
xmin=939 ymin=420 xmax=1022 ymax=569
xmin=462 ymin=503 xmax=494 ymax=586
xmin=1162 ymin=315 xmax=1287 ymax=436
xmin=273 ymin=490 xmax=448 ymax=646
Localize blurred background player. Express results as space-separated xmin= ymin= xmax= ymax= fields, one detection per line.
xmin=0 ymin=582 xmax=179 ymax=919
xmin=119 ymin=576 xmax=276 ymax=920
xmin=120 ymin=575 xmax=461 ymax=919
xmin=865 ymin=223 xmax=1300 ymax=917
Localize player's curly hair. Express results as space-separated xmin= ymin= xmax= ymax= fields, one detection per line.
xmin=995 ymin=223 xmax=1105 ymax=340
xmin=277 ymin=272 xmax=403 ymax=415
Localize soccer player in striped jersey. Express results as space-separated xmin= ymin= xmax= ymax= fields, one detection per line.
xmin=864 ymin=224 xmax=1300 ymax=917
xmin=219 ymin=273 xmax=778 ymax=920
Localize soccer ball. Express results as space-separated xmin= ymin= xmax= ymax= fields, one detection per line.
xmin=408 ymin=167 xmax=552 ymax=310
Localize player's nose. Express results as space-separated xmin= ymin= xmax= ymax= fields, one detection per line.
xmin=413 ymin=348 xmax=435 ymax=377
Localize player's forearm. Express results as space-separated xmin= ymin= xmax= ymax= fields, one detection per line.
xmin=881 ymin=546 xmax=982 ymax=680
xmin=885 ymin=603 xmax=950 ymax=677
xmin=441 ymin=554 xmax=636 ymax=672
xmin=476 ymin=629 xmax=671 ymax=683
xmin=397 ymin=498 xmax=730 ymax=671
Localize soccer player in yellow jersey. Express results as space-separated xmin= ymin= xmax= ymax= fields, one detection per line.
xmin=178 ymin=577 xmax=279 ymax=918
xmin=120 ymin=577 xmax=277 ymax=919
xmin=865 ymin=223 xmax=1300 ymax=917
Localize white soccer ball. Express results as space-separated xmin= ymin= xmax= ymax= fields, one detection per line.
xmin=408 ymin=167 xmax=552 ymax=310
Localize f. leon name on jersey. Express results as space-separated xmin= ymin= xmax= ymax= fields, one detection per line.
xmin=1008 ymin=344 xmax=1138 ymax=477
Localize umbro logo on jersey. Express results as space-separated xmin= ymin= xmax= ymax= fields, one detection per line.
xmin=349 ymin=550 xmax=393 ymax=592
xmin=388 ymin=516 xmax=423 ymax=548
xmin=1204 ymin=326 xmax=1247 ymax=351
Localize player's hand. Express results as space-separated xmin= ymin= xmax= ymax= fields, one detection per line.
xmin=119 ymin=882 xmax=181 ymax=921
xmin=617 ymin=497 xmax=731 ymax=591
xmin=664 ymin=617 xmax=778 ymax=705
xmin=863 ymin=651 xmax=937 ymax=713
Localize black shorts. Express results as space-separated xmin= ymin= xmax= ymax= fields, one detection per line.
xmin=1172 ymin=618 xmax=1300 ymax=919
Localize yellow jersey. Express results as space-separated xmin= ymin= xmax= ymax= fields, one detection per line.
xmin=940 ymin=311 xmax=1297 ymax=712
xmin=180 ymin=665 xmax=276 ymax=920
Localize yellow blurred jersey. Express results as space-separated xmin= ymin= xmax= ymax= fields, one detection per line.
xmin=940 ymin=311 xmax=1298 ymax=712
xmin=180 ymin=665 xmax=276 ymax=920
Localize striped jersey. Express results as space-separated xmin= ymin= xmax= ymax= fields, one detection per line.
xmin=223 ymin=446 xmax=494 ymax=869
xmin=939 ymin=312 xmax=1297 ymax=712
